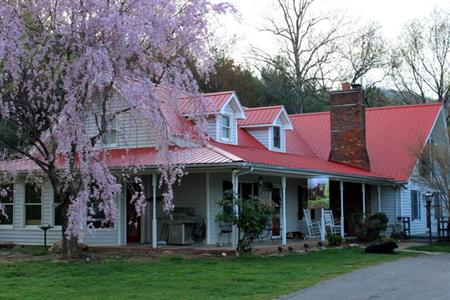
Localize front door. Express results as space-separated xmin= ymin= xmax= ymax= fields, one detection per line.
xmin=126 ymin=188 xmax=141 ymax=243
xmin=272 ymin=188 xmax=281 ymax=236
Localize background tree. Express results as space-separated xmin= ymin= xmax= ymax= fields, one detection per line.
xmin=413 ymin=129 xmax=450 ymax=227
xmin=193 ymin=48 xmax=266 ymax=107
xmin=390 ymin=9 xmax=450 ymax=120
xmin=339 ymin=22 xmax=387 ymax=87
xmin=253 ymin=0 xmax=343 ymax=113
xmin=0 ymin=0 xmax=228 ymax=258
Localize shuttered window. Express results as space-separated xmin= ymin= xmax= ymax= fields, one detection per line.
xmin=273 ymin=126 xmax=281 ymax=149
xmin=411 ymin=190 xmax=420 ymax=220
xmin=434 ymin=192 xmax=442 ymax=219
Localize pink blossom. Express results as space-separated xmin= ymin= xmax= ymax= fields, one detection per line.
xmin=0 ymin=0 xmax=231 ymax=236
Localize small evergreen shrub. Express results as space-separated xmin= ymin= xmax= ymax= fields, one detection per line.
xmin=326 ymin=233 xmax=343 ymax=246
xmin=350 ymin=212 xmax=389 ymax=242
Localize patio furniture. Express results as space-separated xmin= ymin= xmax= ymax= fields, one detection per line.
xmin=258 ymin=223 xmax=273 ymax=242
xmin=397 ymin=216 xmax=411 ymax=238
xmin=303 ymin=209 xmax=322 ymax=239
xmin=437 ymin=217 xmax=449 ymax=242
xmin=218 ymin=221 xmax=233 ymax=245
xmin=323 ymin=209 xmax=342 ymax=235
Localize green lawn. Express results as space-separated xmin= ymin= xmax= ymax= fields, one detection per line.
xmin=0 ymin=248 xmax=413 ymax=300
xmin=407 ymin=242 xmax=450 ymax=253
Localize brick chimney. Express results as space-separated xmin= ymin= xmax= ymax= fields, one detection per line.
xmin=329 ymin=82 xmax=370 ymax=170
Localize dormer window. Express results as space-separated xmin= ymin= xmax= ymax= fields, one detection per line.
xmin=222 ymin=115 xmax=231 ymax=141
xmin=239 ymin=105 xmax=292 ymax=152
xmin=273 ymin=126 xmax=281 ymax=149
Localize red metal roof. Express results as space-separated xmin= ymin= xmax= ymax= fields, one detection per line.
xmin=1 ymin=83 xmax=442 ymax=183
xmin=238 ymin=106 xmax=282 ymax=126
xmin=0 ymin=146 xmax=242 ymax=174
xmin=213 ymin=140 xmax=388 ymax=180
xmin=178 ymin=91 xmax=233 ymax=115
xmin=290 ymin=103 xmax=442 ymax=181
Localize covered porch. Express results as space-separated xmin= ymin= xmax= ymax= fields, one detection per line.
xmin=121 ymin=168 xmax=389 ymax=249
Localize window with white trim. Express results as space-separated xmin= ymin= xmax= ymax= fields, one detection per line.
xmin=221 ymin=115 xmax=231 ymax=141
xmin=411 ymin=190 xmax=420 ymax=220
xmin=273 ymin=126 xmax=281 ymax=149
xmin=25 ymin=183 xmax=42 ymax=226
xmin=87 ymin=183 xmax=114 ymax=229
xmin=0 ymin=184 xmax=13 ymax=225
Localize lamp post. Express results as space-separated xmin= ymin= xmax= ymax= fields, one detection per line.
xmin=424 ymin=191 xmax=433 ymax=245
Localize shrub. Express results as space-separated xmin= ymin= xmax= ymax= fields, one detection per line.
xmin=326 ymin=233 xmax=343 ymax=246
xmin=350 ymin=212 xmax=389 ymax=242
xmin=216 ymin=191 xmax=274 ymax=253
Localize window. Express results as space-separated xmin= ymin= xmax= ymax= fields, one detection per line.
xmin=273 ymin=126 xmax=281 ymax=149
xmin=87 ymin=185 xmax=114 ymax=229
xmin=0 ymin=185 xmax=14 ymax=225
xmin=411 ymin=190 xmax=420 ymax=220
xmin=54 ymin=192 xmax=63 ymax=226
xmin=88 ymin=199 xmax=114 ymax=229
xmin=25 ymin=183 xmax=42 ymax=226
xmin=221 ymin=115 xmax=231 ymax=140
xmin=101 ymin=117 xmax=117 ymax=146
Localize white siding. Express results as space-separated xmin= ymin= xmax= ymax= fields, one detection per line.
xmin=370 ymin=185 xmax=398 ymax=232
xmin=402 ymin=169 xmax=440 ymax=235
xmin=246 ymin=127 xmax=270 ymax=148
xmin=208 ymin=172 xmax=232 ymax=244
xmin=0 ymin=180 xmax=121 ymax=246
xmin=83 ymin=96 xmax=160 ymax=149
xmin=285 ymin=178 xmax=304 ymax=232
xmin=207 ymin=116 xmax=217 ymax=140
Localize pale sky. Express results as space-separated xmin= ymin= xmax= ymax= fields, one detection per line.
xmin=212 ymin=0 xmax=450 ymax=65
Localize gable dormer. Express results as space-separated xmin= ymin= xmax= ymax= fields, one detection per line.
xmin=179 ymin=91 xmax=246 ymax=145
xmin=238 ymin=106 xmax=292 ymax=152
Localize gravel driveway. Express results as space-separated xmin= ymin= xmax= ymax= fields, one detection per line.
xmin=282 ymin=253 xmax=450 ymax=300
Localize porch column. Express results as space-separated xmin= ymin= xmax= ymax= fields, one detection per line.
xmin=340 ymin=180 xmax=344 ymax=238
xmin=152 ymin=174 xmax=157 ymax=249
xmin=231 ymin=171 xmax=239 ymax=249
xmin=362 ymin=183 xmax=366 ymax=217
xmin=377 ymin=185 xmax=382 ymax=212
xmin=205 ymin=173 xmax=210 ymax=244
xmin=281 ymin=176 xmax=287 ymax=245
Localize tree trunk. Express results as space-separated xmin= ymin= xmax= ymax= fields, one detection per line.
xmin=60 ymin=193 xmax=80 ymax=259
xmin=61 ymin=233 xmax=79 ymax=259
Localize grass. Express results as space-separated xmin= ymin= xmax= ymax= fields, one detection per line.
xmin=407 ymin=242 xmax=450 ymax=253
xmin=8 ymin=245 xmax=49 ymax=256
xmin=0 ymin=247 xmax=413 ymax=300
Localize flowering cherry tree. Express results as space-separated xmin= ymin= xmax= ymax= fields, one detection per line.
xmin=0 ymin=0 xmax=229 ymax=257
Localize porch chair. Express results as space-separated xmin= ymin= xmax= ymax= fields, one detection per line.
xmin=323 ymin=209 xmax=342 ymax=235
xmin=218 ymin=221 xmax=233 ymax=245
xmin=303 ymin=209 xmax=322 ymax=239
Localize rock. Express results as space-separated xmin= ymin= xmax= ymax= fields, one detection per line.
xmin=48 ymin=240 xmax=62 ymax=253
xmin=78 ymin=243 xmax=89 ymax=252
